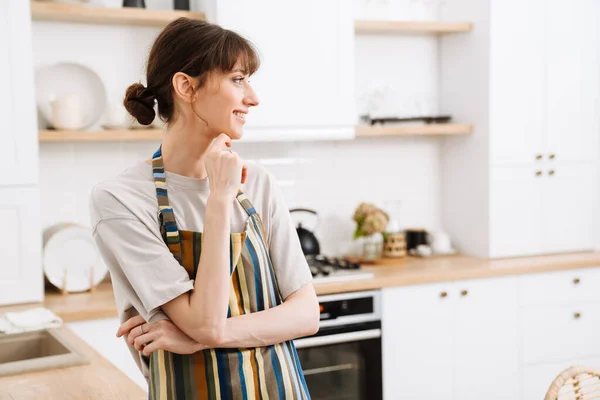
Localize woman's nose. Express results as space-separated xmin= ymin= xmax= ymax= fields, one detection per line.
xmin=244 ymin=85 xmax=260 ymax=107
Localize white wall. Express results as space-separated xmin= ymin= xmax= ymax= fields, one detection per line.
xmin=34 ymin=1 xmax=444 ymax=257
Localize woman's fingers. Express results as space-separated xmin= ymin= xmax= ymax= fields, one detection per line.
xmin=116 ymin=315 xmax=145 ymax=337
xmin=208 ymin=133 xmax=232 ymax=153
xmin=134 ymin=331 xmax=158 ymax=352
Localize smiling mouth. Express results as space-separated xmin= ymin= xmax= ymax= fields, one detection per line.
xmin=233 ymin=111 xmax=246 ymax=123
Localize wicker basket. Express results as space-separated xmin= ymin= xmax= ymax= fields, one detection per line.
xmin=383 ymin=232 xmax=407 ymax=258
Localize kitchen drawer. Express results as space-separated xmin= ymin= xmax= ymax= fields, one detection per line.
xmin=518 ymin=268 xmax=600 ymax=306
xmin=522 ymin=357 xmax=600 ymax=400
xmin=522 ymin=304 xmax=600 ymax=365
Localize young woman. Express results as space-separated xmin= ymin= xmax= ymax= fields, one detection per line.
xmin=90 ymin=17 xmax=319 ymax=399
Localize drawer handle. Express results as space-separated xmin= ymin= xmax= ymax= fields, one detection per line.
xmin=574 ymin=312 xmax=581 ymax=319
xmin=573 ymin=278 xmax=580 ymax=285
xmin=440 ymin=291 xmax=448 ymax=298
xmin=548 ymin=169 xmax=555 ymax=176
xmin=549 ymin=153 xmax=555 ymax=159
xmin=535 ymin=154 xmax=542 ymax=160
xmin=535 ymin=171 xmax=542 ymax=177
xmin=460 ymin=290 xmax=468 ymax=297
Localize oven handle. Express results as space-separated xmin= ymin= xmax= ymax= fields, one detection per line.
xmin=293 ymin=328 xmax=381 ymax=349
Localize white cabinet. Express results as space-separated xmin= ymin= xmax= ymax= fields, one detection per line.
xmin=545 ymin=0 xmax=599 ymax=163
xmin=441 ymin=0 xmax=599 ymax=258
xmin=490 ymin=163 xmax=595 ymax=258
xmin=490 ymin=0 xmax=599 ymax=165
xmin=490 ymin=166 xmax=543 ymax=257
xmin=215 ymin=0 xmax=356 ymax=142
xmin=382 ymin=283 xmax=454 ymax=400
xmin=68 ymin=318 xmax=147 ymax=391
xmin=541 ymin=164 xmax=595 ymax=254
xmin=518 ymin=267 xmax=600 ymax=399
xmin=0 ymin=0 xmax=38 ymax=185
xmin=382 ymin=277 xmax=519 ymax=400
xmin=0 ymin=187 xmax=42 ymax=306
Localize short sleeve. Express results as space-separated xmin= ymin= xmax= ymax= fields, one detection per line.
xmin=90 ymin=185 xmax=193 ymax=321
xmin=266 ymin=175 xmax=313 ymax=300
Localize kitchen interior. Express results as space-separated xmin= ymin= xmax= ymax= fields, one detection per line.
xmin=1 ymin=0 xmax=599 ymax=399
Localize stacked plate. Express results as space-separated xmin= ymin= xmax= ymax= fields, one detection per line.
xmin=43 ymin=223 xmax=108 ymax=293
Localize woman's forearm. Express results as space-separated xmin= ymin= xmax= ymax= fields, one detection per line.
xmin=219 ymin=286 xmax=320 ymax=348
xmin=189 ymin=195 xmax=231 ymax=338
xmin=162 ymin=194 xmax=232 ymax=346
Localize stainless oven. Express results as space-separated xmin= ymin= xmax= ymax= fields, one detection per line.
xmin=293 ymin=291 xmax=382 ymax=400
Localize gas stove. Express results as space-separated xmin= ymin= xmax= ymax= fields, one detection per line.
xmin=307 ymin=255 xmax=374 ymax=284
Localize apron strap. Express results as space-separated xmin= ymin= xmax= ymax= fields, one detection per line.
xmin=152 ymin=145 xmax=183 ymax=262
xmin=151 ymin=144 xmax=258 ymax=247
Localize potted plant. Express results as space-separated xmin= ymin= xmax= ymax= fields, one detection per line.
xmin=352 ymin=202 xmax=389 ymax=260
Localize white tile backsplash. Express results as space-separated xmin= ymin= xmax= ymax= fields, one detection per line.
xmin=40 ymin=136 xmax=441 ymax=257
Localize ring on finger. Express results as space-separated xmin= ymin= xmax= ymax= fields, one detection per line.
xmin=140 ymin=324 xmax=146 ymax=335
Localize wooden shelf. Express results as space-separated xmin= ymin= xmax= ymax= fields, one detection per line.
xmin=40 ymin=124 xmax=473 ymax=142
xmin=355 ymin=20 xmax=473 ymax=34
xmin=355 ymin=123 xmax=474 ymax=137
xmin=39 ymin=129 xmax=163 ymax=142
xmin=31 ymin=2 xmax=206 ymax=27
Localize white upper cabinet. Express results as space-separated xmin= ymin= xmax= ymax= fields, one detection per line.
xmin=544 ymin=0 xmax=599 ymax=163
xmin=490 ymin=0 xmax=545 ymax=165
xmin=215 ymin=0 xmax=356 ymax=141
xmin=490 ymin=0 xmax=599 ymax=165
xmin=0 ymin=1 xmax=38 ymax=185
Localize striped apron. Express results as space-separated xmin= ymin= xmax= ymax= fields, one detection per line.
xmin=149 ymin=145 xmax=311 ymax=400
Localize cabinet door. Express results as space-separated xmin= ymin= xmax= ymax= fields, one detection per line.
xmin=545 ymin=0 xmax=599 ymax=162
xmin=216 ymin=0 xmax=356 ymax=141
xmin=490 ymin=166 xmax=543 ymax=258
xmin=68 ymin=318 xmax=147 ymax=390
xmin=541 ymin=164 xmax=595 ymax=254
xmin=382 ymin=284 xmax=455 ymax=400
xmin=0 ymin=187 xmax=42 ymax=305
xmin=490 ymin=0 xmax=545 ymax=165
xmin=454 ymin=277 xmax=519 ymax=400
xmin=0 ymin=1 xmax=38 ymax=185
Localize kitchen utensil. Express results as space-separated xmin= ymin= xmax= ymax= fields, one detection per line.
xmin=290 ymin=208 xmax=320 ymax=256
xmin=43 ymin=223 xmax=108 ymax=293
xmin=35 ymin=62 xmax=107 ymax=130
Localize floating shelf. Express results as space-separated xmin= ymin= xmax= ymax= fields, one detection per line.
xmin=30 ymin=2 xmax=206 ymax=27
xmin=39 ymin=129 xmax=164 ymax=142
xmin=39 ymin=124 xmax=473 ymax=142
xmin=355 ymin=20 xmax=473 ymax=34
xmin=355 ymin=124 xmax=474 ymax=137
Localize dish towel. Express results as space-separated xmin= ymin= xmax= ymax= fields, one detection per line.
xmin=0 ymin=307 xmax=63 ymax=334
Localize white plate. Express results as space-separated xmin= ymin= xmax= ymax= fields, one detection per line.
xmin=35 ymin=62 xmax=107 ymax=129
xmin=43 ymin=224 xmax=108 ymax=293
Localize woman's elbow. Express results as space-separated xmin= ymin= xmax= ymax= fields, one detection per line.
xmin=302 ymin=297 xmax=320 ymax=336
xmin=191 ymin=324 xmax=225 ymax=347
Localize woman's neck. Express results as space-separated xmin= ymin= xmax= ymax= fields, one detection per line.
xmin=159 ymin=118 xmax=214 ymax=179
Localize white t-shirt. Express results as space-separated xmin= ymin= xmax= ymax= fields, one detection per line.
xmin=89 ymin=160 xmax=312 ymax=325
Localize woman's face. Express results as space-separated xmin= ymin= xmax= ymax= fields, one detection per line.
xmin=193 ymin=63 xmax=260 ymax=140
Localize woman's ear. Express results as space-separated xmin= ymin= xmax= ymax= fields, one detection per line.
xmin=172 ymin=72 xmax=197 ymax=103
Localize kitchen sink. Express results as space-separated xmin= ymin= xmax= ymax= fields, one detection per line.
xmin=0 ymin=329 xmax=89 ymax=377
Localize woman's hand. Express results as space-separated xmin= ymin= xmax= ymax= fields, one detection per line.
xmin=205 ymin=133 xmax=247 ymax=199
xmin=117 ymin=315 xmax=208 ymax=356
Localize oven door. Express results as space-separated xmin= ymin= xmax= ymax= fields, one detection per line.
xmin=294 ymin=321 xmax=382 ymax=400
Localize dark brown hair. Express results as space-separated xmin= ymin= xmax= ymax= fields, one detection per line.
xmin=124 ymin=17 xmax=260 ymax=126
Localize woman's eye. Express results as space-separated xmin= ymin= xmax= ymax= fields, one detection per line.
xmin=233 ymin=77 xmax=244 ymax=84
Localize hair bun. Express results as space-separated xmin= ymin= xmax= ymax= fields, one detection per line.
xmin=123 ymin=83 xmax=156 ymax=126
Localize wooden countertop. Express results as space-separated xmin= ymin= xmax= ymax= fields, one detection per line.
xmin=0 ymin=318 xmax=145 ymax=399
xmin=43 ymin=251 xmax=600 ymax=322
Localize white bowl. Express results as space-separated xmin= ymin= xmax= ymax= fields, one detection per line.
xmin=35 ymin=62 xmax=107 ymax=130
